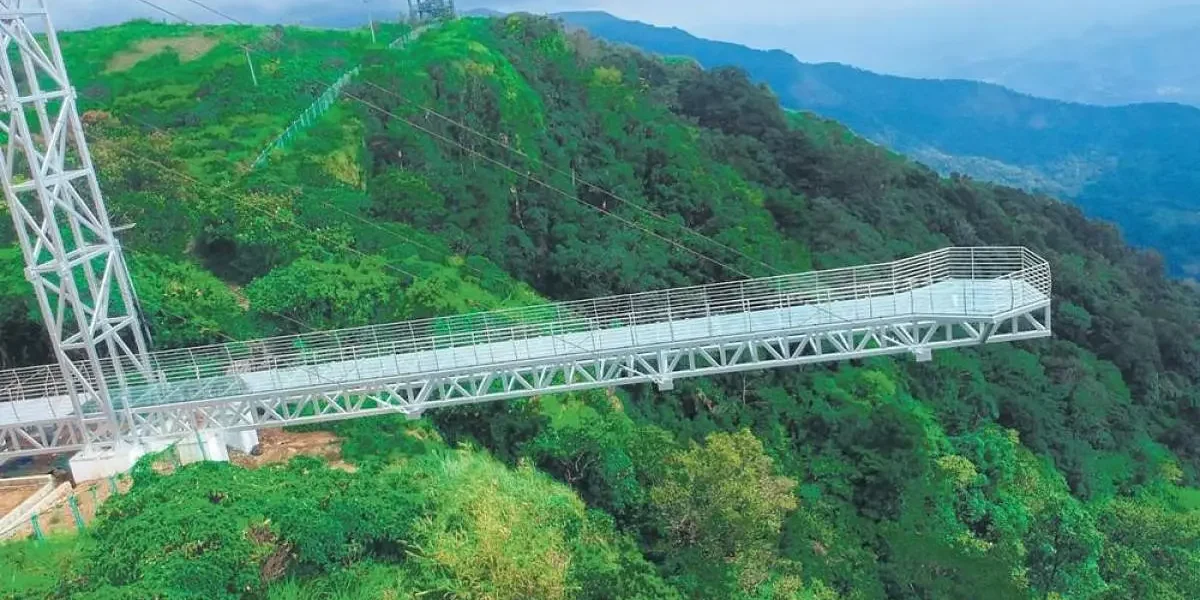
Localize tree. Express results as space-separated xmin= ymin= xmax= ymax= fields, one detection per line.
xmin=0 ymin=245 xmax=50 ymax=367
xmin=130 ymin=253 xmax=254 ymax=348
xmin=1095 ymin=494 xmax=1200 ymax=600
xmin=368 ymin=167 xmax=446 ymax=229
xmin=245 ymin=257 xmax=404 ymax=331
xmin=1025 ymin=497 xmax=1105 ymax=599
xmin=650 ymin=429 xmax=798 ymax=595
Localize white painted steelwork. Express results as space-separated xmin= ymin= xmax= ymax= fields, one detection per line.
xmin=0 ymin=0 xmax=151 ymax=455
xmin=0 ymin=247 xmax=1052 ymax=458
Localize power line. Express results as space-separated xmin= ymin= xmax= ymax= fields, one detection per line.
xmin=134 ymin=0 xmax=758 ymax=279
xmin=104 ymin=142 xmax=423 ymax=283
xmin=341 ymin=89 xmax=754 ymax=278
xmin=357 ymin=78 xmax=784 ymax=276
xmin=132 ymin=0 xmax=495 ymax=282
xmin=134 ymin=0 xmax=194 ymax=24
xmin=79 ymin=83 xmax=492 ymax=283
xmin=179 ymin=0 xmax=247 ymax=25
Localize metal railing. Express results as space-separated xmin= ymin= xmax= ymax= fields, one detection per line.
xmin=0 ymin=247 xmax=1050 ymax=415
xmin=250 ymin=21 xmax=440 ymax=169
xmin=250 ymin=67 xmax=361 ymax=169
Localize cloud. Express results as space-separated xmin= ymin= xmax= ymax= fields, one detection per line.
xmin=44 ymin=0 xmax=1195 ymax=75
xmin=472 ymin=0 xmax=1183 ymax=73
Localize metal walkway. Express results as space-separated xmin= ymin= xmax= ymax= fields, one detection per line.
xmin=0 ymin=247 xmax=1051 ymax=459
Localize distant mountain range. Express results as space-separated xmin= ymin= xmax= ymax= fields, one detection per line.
xmin=554 ymin=11 xmax=1200 ymax=279
xmin=949 ymin=5 xmax=1200 ymax=107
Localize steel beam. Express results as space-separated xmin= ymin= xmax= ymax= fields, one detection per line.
xmin=0 ymin=303 xmax=1050 ymax=454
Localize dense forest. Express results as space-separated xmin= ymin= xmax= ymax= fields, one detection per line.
xmin=1 ymin=14 xmax=1199 ymax=600
xmin=559 ymin=10 xmax=1200 ymax=281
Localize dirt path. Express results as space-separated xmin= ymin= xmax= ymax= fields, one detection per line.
xmin=231 ymin=428 xmax=354 ymax=472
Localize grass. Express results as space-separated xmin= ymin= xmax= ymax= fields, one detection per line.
xmin=106 ymin=34 xmax=219 ymax=73
xmin=0 ymin=537 xmax=81 ymax=599
xmin=265 ymin=556 xmax=410 ymax=600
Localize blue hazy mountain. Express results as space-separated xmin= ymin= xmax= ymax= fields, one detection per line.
xmin=556 ymin=10 xmax=1200 ymax=279
xmin=949 ymin=5 xmax=1200 ymax=107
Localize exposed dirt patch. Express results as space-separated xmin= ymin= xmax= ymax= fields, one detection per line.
xmin=0 ymin=484 xmax=43 ymax=518
xmin=231 ymin=428 xmax=354 ymax=472
xmin=34 ymin=480 xmax=120 ymax=537
xmin=106 ymin=35 xmax=218 ymax=73
xmin=3 ymin=478 xmax=129 ymax=540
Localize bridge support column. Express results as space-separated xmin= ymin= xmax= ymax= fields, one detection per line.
xmin=224 ymin=429 xmax=260 ymax=455
xmin=656 ymin=350 xmax=675 ymax=391
xmin=177 ymin=432 xmax=230 ymax=465
xmin=913 ymin=347 xmax=933 ymax=363
xmin=68 ymin=444 xmax=146 ymax=483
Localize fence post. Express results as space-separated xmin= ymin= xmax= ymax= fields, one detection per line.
xmin=30 ymin=513 xmax=43 ymax=542
xmin=68 ymin=496 xmax=85 ymax=532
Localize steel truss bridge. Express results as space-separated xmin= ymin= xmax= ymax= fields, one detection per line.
xmin=0 ymin=2 xmax=1053 ymax=463
xmin=0 ymin=247 xmax=1052 ymax=459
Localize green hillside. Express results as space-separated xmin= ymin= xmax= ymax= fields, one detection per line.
xmin=559 ymin=11 xmax=1200 ymax=280
xmin=2 ymin=15 xmax=1199 ymax=600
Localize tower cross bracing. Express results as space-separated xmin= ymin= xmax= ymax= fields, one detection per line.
xmin=0 ymin=0 xmax=151 ymax=455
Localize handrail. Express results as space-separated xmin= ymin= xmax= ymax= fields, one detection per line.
xmin=0 ymin=247 xmax=1050 ymax=409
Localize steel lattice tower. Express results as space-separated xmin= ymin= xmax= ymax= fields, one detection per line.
xmin=409 ymin=0 xmax=456 ymax=23
xmin=0 ymin=1 xmax=150 ymax=449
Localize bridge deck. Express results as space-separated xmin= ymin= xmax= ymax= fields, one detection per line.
xmin=2 ymin=278 xmax=1047 ymax=428
xmin=0 ymin=247 xmax=1053 ymax=456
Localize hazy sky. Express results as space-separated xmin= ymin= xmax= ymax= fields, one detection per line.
xmin=51 ymin=0 xmax=1199 ymax=76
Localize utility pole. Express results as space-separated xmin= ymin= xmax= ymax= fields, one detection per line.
xmin=0 ymin=0 xmax=152 ymax=455
xmin=245 ymin=48 xmax=258 ymax=86
xmin=364 ymin=0 xmax=377 ymax=43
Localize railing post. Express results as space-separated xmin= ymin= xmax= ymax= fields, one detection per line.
xmin=970 ymin=247 xmax=977 ymax=314
xmin=589 ymin=299 xmax=600 ymax=352
xmin=705 ymin=290 xmax=713 ymax=337
xmin=628 ymin=299 xmax=638 ymax=347
xmin=666 ymin=293 xmax=676 ymax=342
xmin=892 ymin=265 xmax=898 ymax=317
xmin=852 ymin=269 xmax=859 ymax=320
xmin=778 ymin=281 xmax=789 ymax=329
xmin=741 ymin=282 xmax=751 ymax=333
